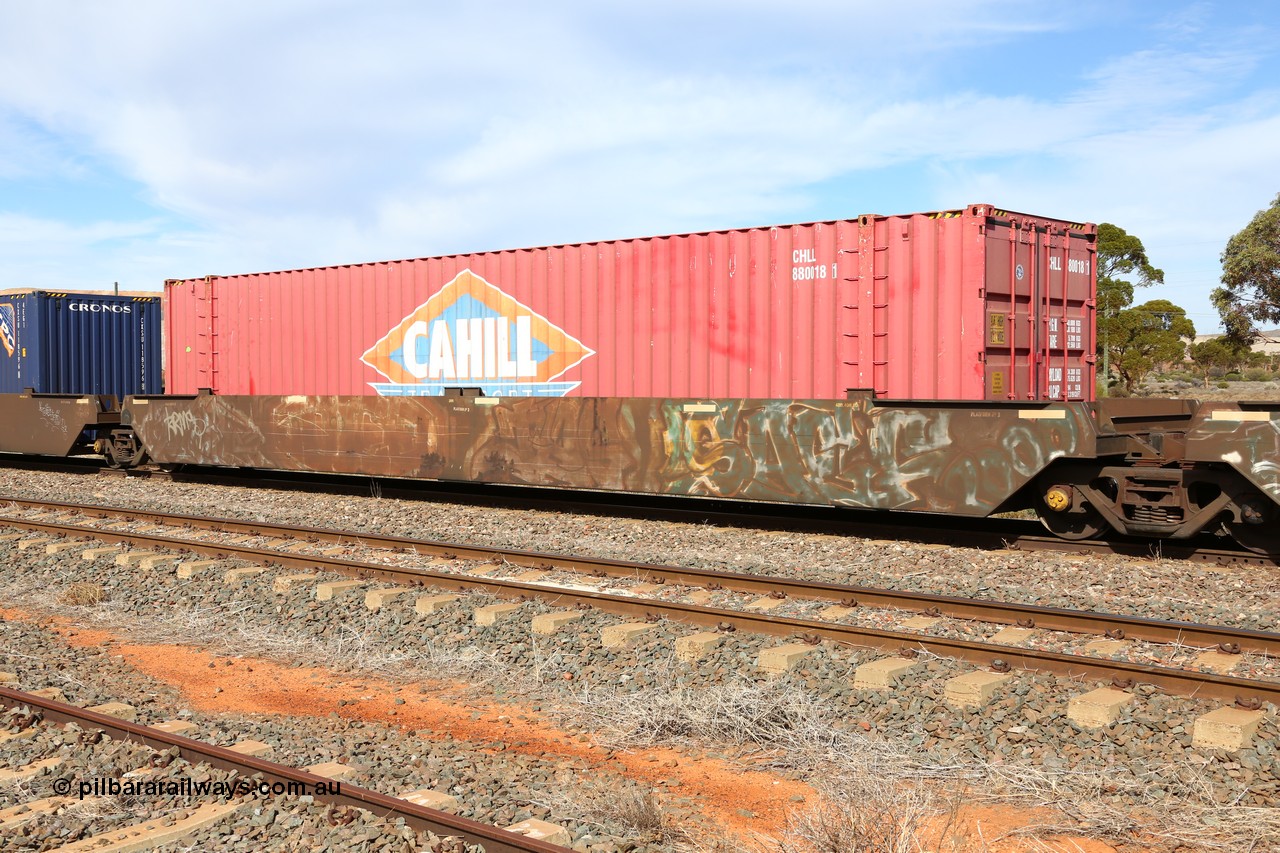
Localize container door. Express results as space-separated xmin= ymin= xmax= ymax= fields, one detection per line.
xmin=983 ymin=221 xmax=1040 ymax=399
xmin=982 ymin=216 xmax=1096 ymax=401
xmin=1038 ymin=228 xmax=1096 ymax=401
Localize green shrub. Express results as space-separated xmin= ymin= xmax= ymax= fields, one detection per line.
xmin=1225 ymin=372 xmax=1244 ymax=381
xmin=1217 ymin=381 xmax=1231 ymax=389
xmin=1244 ymin=368 xmax=1275 ymax=382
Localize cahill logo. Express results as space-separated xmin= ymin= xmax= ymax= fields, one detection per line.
xmin=0 ymin=303 xmax=15 ymax=358
xmin=360 ymin=270 xmax=594 ymax=397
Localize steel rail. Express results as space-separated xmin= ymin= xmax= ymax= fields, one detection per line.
xmin=0 ymin=514 xmax=1276 ymax=707
xmin=2 ymin=458 xmax=1274 ymax=567
xmin=2 ymin=497 xmax=1278 ymax=656
xmin=0 ymin=687 xmax=569 ymax=853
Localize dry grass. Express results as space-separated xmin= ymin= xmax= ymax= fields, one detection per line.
xmin=540 ymin=776 xmax=695 ymax=849
xmin=778 ymin=775 xmax=969 ymax=853
xmin=4 ymin=572 xmax=1278 ymax=851
xmin=0 ymin=575 xmax=516 ymax=683
xmin=562 ymin=679 xmax=963 ymax=778
xmin=975 ymin=760 xmax=1280 ymax=851
xmin=562 ymin=679 xmax=1280 ymax=852
xmin=57 ymin=582 xmax=107 ymax=606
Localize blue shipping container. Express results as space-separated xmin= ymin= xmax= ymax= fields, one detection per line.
xmin=0 ymin=291 xmax=162 ymax=397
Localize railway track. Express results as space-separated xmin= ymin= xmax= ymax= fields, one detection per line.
xmin=0 ymin=686 xmax=570 ymax=851
xmin=1 ymin=497 xmax=1277 ymax=710
xmin=2 ymin=455 xmax=1273 ymax=567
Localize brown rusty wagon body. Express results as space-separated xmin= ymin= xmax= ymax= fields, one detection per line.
xmin=115 ymin=393 xmax=1280 ymax=551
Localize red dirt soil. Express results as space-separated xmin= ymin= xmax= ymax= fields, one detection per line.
xmin=3 ymin=608 xmax=1122 ymax=851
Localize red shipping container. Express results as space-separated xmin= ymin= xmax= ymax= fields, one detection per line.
xmin=165 ymin=203 xmax=1096 ymax=401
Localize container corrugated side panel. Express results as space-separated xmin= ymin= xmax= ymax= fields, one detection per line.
xmin=874 ymin=211 xmax=987 ymax=400
xmin=164 ymin=281 xmax=201 ymax=393
xmin=1 ymin=292 xmax=161 ymax=396
xmin=164 ymin=205 xmax=1093 ymax=401
xmin=42 ymin=293 xmax=163 ymax=396
xmin=175 ymin=228 xmax=849 ymax=399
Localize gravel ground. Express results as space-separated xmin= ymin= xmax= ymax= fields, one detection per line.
xmin=30 ymin=502 xmax=1280 ymax=681
xmin=0 ymin=468 xmax=1276 ymax=635
xmin=16 ymin=503 xmax=1277 ymax=683
xmin=0 ymin=617 xmax=691 ymax=851
xmin=1 ymin=712 xmax=487 ymax=851
xmin=2 ymin=469 xmax=1280 ymax=849
xmin=1 ymin=532 xmax=1278 ymax=821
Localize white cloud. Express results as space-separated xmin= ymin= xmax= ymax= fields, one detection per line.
xmin=0 ymin=1 xmax=1275 ymax=332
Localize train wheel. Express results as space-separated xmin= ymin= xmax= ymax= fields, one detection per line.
xmin=1226 ymin=500 xmax=1279 ymax=555
xmin=1039 ymin=506 xmax=1106 ymax=540
xmin=102 ymin=430 xmax=144 ymax=469
xmin=1037 ymin=484 xmax=1106 ymax=541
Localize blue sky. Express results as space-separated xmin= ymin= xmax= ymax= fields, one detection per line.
xmin=1 ymin=1 xmax=1277 ymax=333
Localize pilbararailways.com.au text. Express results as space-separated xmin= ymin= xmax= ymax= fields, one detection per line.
xmin=52 ymin=776 xmax=343 ymax=800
